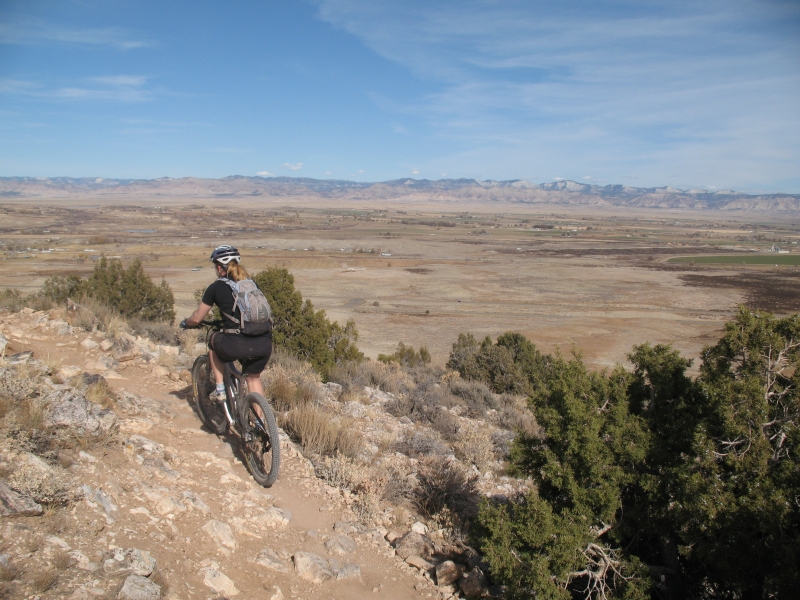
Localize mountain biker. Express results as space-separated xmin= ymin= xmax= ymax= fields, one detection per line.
xmin=180 ymin=245 xmax=271 ymax=401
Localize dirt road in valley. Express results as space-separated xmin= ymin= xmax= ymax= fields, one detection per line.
xmin=1 ymin=309 xmax=443 ymax=600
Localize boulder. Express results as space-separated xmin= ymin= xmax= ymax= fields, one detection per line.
xmin=254 ymin=547 xmax=289 ymax=573
xmin=112 ymin=338 xmax=140 ymax=362
xmin=44 ymin=390 xmax=117 ymax=435
xmin=0 ymin=332 xmax=7 ymax=355
xmin=293 ymin=551 xmax=334 ymax=584
xmin=103 ymin=548 xmax=156 ymax=577
xmin=459 ymin=567 xmax=488 ymax=599
xmin=325 ymin=534 xmax=357 ymax=556
xmin=411 ymin=521 xmax=429 ymax=534
xmin=0 ymin=481 xmax=43 ymax=516
xmin=80 ymin=339 xmax=100 ymax=351
xmin=406 ymin=555 xmax=435 ymax=572
xmin=262 ymin=506 xmax=292 ymax=527
xmin=264 ymin=586 xmax=283 ymax=600
xmin=202 ymin=567 xmax=239 ymax=596
xmin=394 ymin=531 xmax=434 ymax=560
xmin=328 ymin=558 xmax=362 ymax=580
xmin=436 ymin=560 xmax=463 ymax=586
xmin=202 ymin=519 xmax=237 ymax=551
xmin=117 ymin=574 xmax=161 ymax=600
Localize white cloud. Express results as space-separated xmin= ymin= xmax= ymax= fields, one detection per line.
xmin=282 ymin=162 xmax=303 ymax=171
xmin=257 ymin=171 xmax=274 ymax=176
xmin=582 ymin=175 xmax=592 ymax=180
xmin=311 ymin=0 xmax=800 ymax=190
xmin=411 ymin=168 xmax=419 ymax=175
xmin=0 ymin=75 xmax=152 ymax=101
xmin=357 ymin=169 xmax=364 ymax=173
xmin=324 ymin=170 xmax=332 ymax=175
xmin=0 ymin=20 xmax=154 ymax=50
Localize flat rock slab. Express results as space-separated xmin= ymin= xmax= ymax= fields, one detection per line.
xmin=328 ymin=558 xmax=362 ymax=580
xmin=394 ymin=531 xmax=434 ymax=560
xmin=202 ymin=519 xmax=237 ymax=550
xmin=0 ymin=481 xmax=42 ymax=516
xmin=255 ymin=547 xmax=289 ymax=573
xmin=202 ymin=568 xmax=240 ymax=597
xmin=436 ymin=560 xmax=464 ymax=586
xmin=117 ymin=574 xmax=161 ymax=600
xmin=325 ymin=534 xmax=357 ymax=556
xmin=293 ymin=551 xmax=334 ymax=584
xmin=406 ymin=555 xmax=435 ymax=572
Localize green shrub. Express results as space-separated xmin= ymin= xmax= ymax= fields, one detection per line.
xmin=377 ymin=342 xmax=431 ymax=367
xmin=473 ymin=308 xmax=800 ymax=600
xmin=252 ymin=268 xmax=363 ymax=377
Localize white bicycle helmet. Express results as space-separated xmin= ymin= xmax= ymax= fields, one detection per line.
xmin=209 ymin=245 xmax=241 ymax=265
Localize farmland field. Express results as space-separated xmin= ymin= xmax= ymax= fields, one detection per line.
xmin=668 ymin=254 xmax=800 ymax=265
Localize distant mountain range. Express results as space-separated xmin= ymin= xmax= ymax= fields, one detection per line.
xmin=1 ymin=175 xmax=798 ymax=211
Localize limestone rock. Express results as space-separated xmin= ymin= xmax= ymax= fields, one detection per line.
xmin=94 ymin=488 xmax=119 ymax=519
xmin=394 ymin=531 xmax=434 ymax=560
xmin=100 ymin=339 xmax=114 ymax=351
xmin=156 ymin=496 xmax=186 ymax=516
xmin=328 ymin=558 xmax=362 ymax=580
xmin=44 ymin=389 xmax=117 ymax=435
xmin=411 ymin=521 xmax=429 ymax=535
xmin=80 ymin=338 xmax=100 ymax=351
xmin=117 ymin=574 xmax=161 ymax=600
xmin=406 ymin=555 xmax=435 ymax=572
xmin=60 ymin=364 xmax=82 ymax=378
xmin=293 ymin=551 xmax=334 ymax=584
xmin=333 ymin=520 xmax=365 ymax=535
xmin=113 ymin=338 xmax=140 ymax=362
xmin=264 ymin=586 xmax=283 ymax=600
xmin=181 ymin=491 xmax=210 ymax=513
xmin=254 ymin=547 xmax=289 ymax=573
xmin=436 ymin=560 xmax=463 ymax=586
xmin=325 ymin=534 xmax=357 ymax=556
xmin=103 ymin=548 xmax=156 ymax=577
xmin=0 ymin=481 xmax=43 ymax=516
xmin=152 ymin=366 xmax=169 ymax=378
xmin=263 ymin=506 xmax=292 ymax=527
xmin=0 ymin=332 xmax=6 ymax=355
xmin=202 ymin=519 xmax=237 ymax=550
xmin=202 ymin=568 xmax=239 ymax=597
xmin=459 ymin=567 xmax=488 ymax=599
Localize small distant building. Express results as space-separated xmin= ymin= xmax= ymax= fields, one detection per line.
xmin=381 ymin=252 xmax=392 ymax=257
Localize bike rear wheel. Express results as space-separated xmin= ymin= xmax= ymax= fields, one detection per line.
xmin=191 ymin=355 xmax=229 ymax=435
xmin=241 ymin=393 xmax=280 ymax=487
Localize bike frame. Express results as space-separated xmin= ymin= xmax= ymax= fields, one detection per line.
xmin=201 ymin=320 xmax=246 ymax=429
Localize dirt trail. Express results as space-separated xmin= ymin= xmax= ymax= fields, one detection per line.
xmin=1 ymin=309 xmax=443 ymax=599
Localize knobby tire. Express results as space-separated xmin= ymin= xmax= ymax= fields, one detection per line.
xmin=241 ymin=392 xmax=280 ymax=487
xmin=191 ymin=355 xmax=229 ymax=435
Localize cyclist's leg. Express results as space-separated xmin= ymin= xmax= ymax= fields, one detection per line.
xmin=208 ymin=333 xmax=225 ymax=385
xmin=245 ymin=373 xmax=264 ymax=396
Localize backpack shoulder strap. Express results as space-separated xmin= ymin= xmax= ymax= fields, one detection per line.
xmin=218 ymin=278 xmax=242 ymax=326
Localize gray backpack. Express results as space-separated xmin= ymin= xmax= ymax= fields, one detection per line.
xmin=220 ymin=278 xmax=273 ymax=336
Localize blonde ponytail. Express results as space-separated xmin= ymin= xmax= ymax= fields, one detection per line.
xmin=226 ymin=263 xmax=250 ymax=282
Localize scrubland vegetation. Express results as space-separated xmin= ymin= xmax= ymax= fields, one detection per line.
xmin=1 ymin=252 xmax=798 ymax=599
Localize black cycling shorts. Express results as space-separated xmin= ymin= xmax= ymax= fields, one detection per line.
xmin=210 ymin=332 xmax=272 ymax=375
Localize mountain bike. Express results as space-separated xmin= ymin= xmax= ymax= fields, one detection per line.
xmin=190 ymin=320 xmax=280 ymax=487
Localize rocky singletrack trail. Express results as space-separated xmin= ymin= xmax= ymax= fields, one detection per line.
xmin=0 ymin=308 xmax=466 ymax=599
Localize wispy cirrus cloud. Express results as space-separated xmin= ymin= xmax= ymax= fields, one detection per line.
xmin=282 ymin=162 xmax=303 ymax=171
xmin=0 ymin=19 xmax=154 ymax=50
xmin=311 ymin=0 xmax=800 ymax=190
xmin=0 ymin=75 xmax=152 ymax=102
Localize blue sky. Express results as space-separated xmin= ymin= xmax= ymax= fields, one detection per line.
xmin=1 ymin=0 xmax=798 ymax=192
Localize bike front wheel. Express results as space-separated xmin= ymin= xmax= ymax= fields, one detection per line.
xmin=191 ymin=355 xmax=229 ymax=435
xmin=241 ymin=392 xmax=280 ymax=487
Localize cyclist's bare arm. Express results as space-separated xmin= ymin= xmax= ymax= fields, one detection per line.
xmin=185 ymin=302 xmax=213 ymax=328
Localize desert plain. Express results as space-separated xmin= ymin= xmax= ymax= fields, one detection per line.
xmin=2 ymin=196 xmax=799 ymax=372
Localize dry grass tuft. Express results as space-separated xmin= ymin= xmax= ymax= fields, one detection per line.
xmin=282 ymin=405 xmax=363 ymax=458
xmin=85 ymin=380 xmax=115 ymax=409
xmin=314 ymin=453 xmax=365 ymax=491
xmin=0 ymin=562 xmax=20 ymax=583
xmin=328 ymin=360 xmax=408 ymax=396
xmin=52 ymin=549 xmax=73 ymax=570
xmin=149 ymin=567 xmax=169 ymax=594
xmin=454 ymin=426 xmax=495 ymax=471
xmin=29 ymin=567 xmax=58 ymax=593
xmin=267 ymin=373 xmax=298 ymax=412
xmin=415 ymin=456 xmax=479 ymax=521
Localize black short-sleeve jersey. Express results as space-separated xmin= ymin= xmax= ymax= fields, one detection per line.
xmin=201 ymin=279 xmax=239 ymax=330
